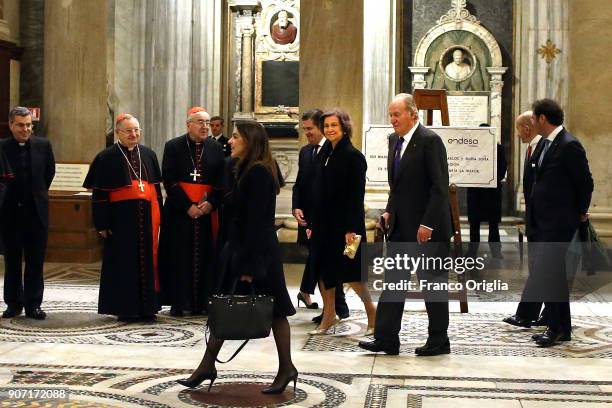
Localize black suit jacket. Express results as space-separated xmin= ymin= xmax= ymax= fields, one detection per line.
xmin=528 ymin=128 xmax=593 ymax=241
xmin=0 ymin=136 xmax=55 ymax=228
xmin=215 ymin=134 xmax=231 ymax=157
xmin=292 ymin=143 xmax=320 ymax=221
xmin=386 ymin=124 xmax=451 ymax=242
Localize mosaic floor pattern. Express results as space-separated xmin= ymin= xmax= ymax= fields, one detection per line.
xmin=0 ymin=261 xmax=609 ymax=407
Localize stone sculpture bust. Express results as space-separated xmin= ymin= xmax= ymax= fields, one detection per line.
xmin=445 ymin=49 xmax=471 ymax=81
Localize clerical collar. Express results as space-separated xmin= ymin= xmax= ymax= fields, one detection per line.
xmin=19 ymin=142 xmax=25 ymax=147
xmin=117 ymin=141 xmax=136 ymax=152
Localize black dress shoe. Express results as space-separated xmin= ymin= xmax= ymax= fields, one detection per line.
xmin=502 ymin=315 xmax=532 ymax=328
xmin=2 ymin=306 xmax=23 ymax=318
xmin=532 ymin=315 xmax=548 ymax=327
xmin=532 ymin=330 xmax=570 ymax=343
xmin=358 ymin=339 xmax=400 ymax=355
xmin=169 ymin=307 xmax=183 ymax=317
xmin=534 ymin=329 xmax=570 ymax=347
xmin=25 ymin=307 xmax=46 ymax=320
xmin=415 ymin=339 xmax=450 ymax=356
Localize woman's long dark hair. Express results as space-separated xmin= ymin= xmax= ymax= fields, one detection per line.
xmin=234 ymin=120 xmax=281 ymax=194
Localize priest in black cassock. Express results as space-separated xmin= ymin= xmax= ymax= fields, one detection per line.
xmin=83 ymin=114 xmax=163 ymax=322
xmin=158 ymin=107 xmax=225 ymax=316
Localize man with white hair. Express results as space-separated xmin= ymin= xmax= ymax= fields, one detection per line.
xmin=158 ymin=107 xmax=225 ymax=316
xmin=503 ymin=111 xmax=547 ymax=329
xmin=83 ymin=113 xmax=163 ymax=322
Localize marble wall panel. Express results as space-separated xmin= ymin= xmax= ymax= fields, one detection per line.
xmin=568 ymin=0 xmax=612 ymax=208
xmin=19 ymin=0 xmax=44 ymax=114
xmin=299 ymin=0 xmax=363 ymax=148
xmin=111 ymin=0 xmax=223 ymax=157
xmin=43 ymin=0 xmax=107 ymax=162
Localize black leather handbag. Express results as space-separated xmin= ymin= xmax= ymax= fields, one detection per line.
xmin=206 ymin=283 xmax=274 ymax=363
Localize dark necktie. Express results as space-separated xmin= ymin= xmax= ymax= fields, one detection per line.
xmin=392 ymin=137 xmax=404 ymax=183
xmin=311 ymin=144 xmax=320 ymax=163
xmin=538 ymin=139 xmax=550 ymax=168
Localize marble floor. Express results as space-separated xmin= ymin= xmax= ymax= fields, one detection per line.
xmin=0 ymin=255 xmax=610 ymax=407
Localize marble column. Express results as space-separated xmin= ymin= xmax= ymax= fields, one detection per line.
xmin=240 ymin=23 xmax=255 ymax=114
xmin=111 ymin=0 xmax=224 ymax=157
xmin=18 ymin=0 xmax=44 ymax=110
xmin=568 ymin=0 xmax=612 ymax=211
xmin=299 ymin=0 xmax=363 ymax=148
xmin=363 ymin=0 xmax=397 ymax=211
xmin=486 ymin=67 xmax=508 ymax=145
xmin=363 ymin=0 xmax=397 ymax=126
xmin=513 ymin=0 xmax=569 ymax=210
xmin=43 ymin=0 xmax=107 ymax=162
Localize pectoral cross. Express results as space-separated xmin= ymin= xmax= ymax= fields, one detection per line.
xmin=138 ymin=180 xmax=145 ymax=192
xmin=190 ymin=169 xmax=201 ymax=181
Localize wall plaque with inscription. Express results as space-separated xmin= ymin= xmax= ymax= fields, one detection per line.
xmin=424 ymin=92 xmax=489 ymax=127
xmin=49 ymin=163 xmax=90 ymax=192
xmin=363 ymin=125 xmax=496 ymax=188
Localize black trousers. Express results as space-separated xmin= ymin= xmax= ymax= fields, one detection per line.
xmin=468 ymin=221 xmax=501 ymax=255
xmin=1 ymin=204 xmax=47 ymax=310
xmin=299 ymin=246 xmax=349 ymax=316
xmin=374 ymin=237 xmax=450 ymax=346
xmin=528 ymin=240 xmax=572 ymax=333
xmin=515 ymin=241 xmax=547 ymax=322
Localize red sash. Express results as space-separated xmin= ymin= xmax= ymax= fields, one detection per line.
xmin=109 ymin=180 xmax=161 ymax=291
xmin=178 ymin=182 xmax=219 ymax=243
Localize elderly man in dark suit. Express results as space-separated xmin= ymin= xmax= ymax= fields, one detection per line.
xmin=359 ymin=93 xmax=452 ymax=356
xmin=503 ymin=111 xmax=548 ymax=329
xmin=0 ymin=107 xmax=55 ymax=320
xmin=293 ymin=109 xmax=349 ymax=322
xmin=527 ymin=99 xmax=593 ymax=347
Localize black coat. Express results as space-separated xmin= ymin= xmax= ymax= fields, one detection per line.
xmin=523 ymin=137 xmax=546 ymax=237
xmin=311 ymin=137 xmax=367 ymax=287
xmin=0 ymin=146 xmax=12 ymax=208
xmin=467 ymin=143 xmax=507 ymax=223
xmin=215 ymin=134 xmax=231 ymax=157
xmin=220 ymin=163 xmax=295 ymax=317
xmin=0 ymin=136 xmax=55 ymax=228
xmin=292 ymin=143 xmax=320 ymax=244
xmin=386 ymin=124 xmax=451 ymax=242
xmin=528 ymin=128 xmax=593 ymax=242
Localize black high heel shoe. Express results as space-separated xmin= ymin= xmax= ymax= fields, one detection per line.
xmin=261 ymin=367 xmax=298 ymax=394
xmin=297 ymin=292 xmax=319 ymax=309
xmin=176 ymin=369 xmax=217 ymax=391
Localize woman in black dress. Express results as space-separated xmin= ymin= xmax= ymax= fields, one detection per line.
xmin=178 ymin=121 xmax=297 ymax=394
xmin=309 ymin=109 xmax=376 ymax=335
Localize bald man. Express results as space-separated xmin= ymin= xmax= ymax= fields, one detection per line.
xmin=503 ymin=111 xmax=546 ymax=329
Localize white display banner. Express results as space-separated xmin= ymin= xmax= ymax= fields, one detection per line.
xmin=363 ymin=125 xmax=497 ymax=188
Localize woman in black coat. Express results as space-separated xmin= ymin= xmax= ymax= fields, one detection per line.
xmin=309 ymin=109 xmax=376 ymax=335
xmin=178 ymin=121 xmax=297 ymax=394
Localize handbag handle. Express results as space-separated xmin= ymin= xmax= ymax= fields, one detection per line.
xmin=205 ymin=280 xmax=257 ymax=364
xmin=204 ymin=324 xmax=249 ymax=364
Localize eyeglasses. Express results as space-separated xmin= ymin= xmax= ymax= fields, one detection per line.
xmin=119 ymin=128 xmax=140 ymax=134
xmin=191 ymin=120 xmax=211 ymax=127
